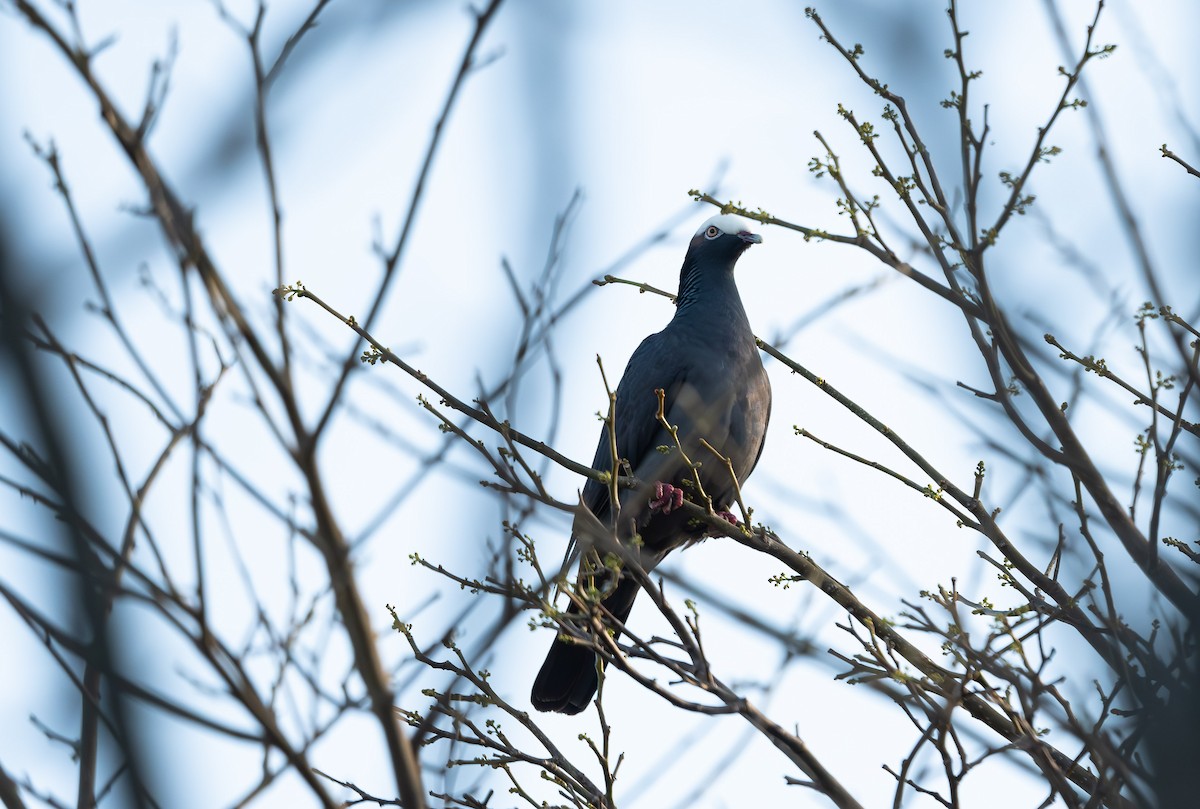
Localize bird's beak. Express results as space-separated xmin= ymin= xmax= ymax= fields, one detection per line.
xmin=737 ymin=230 xmax=763 ymax=245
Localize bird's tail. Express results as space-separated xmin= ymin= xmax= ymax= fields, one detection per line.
xmin=530 ymin=575 xmax=641 ymax=715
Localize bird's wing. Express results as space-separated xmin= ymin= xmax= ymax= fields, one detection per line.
xmin=738 ymin=366 xmax=773 ymax=481
xmin=580 ymin=331 xmax=686 ymax=520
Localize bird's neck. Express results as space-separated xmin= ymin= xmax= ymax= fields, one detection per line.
xmin=674 ymin=262 xmax=751 ymax=334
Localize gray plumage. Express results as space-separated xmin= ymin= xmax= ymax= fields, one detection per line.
xmin=531 ymin=214 xmax=772 ymax=715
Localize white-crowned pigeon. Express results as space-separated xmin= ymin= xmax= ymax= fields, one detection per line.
xmin=531 ymin=213 xmax=772 ymax=714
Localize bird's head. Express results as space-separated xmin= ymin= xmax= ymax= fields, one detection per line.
xmin=675 ymin=213 xmax=762 ymax=307
xmin=687 ymin=213 xmax=763 ymax=263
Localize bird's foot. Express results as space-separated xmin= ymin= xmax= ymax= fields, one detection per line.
xmin=649 ymin=482 xmax=685 ymax=514
xmin=714 ymin=510 xmax=740 ymax=526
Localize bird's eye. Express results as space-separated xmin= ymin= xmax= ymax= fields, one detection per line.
xmin=705 ymin=226 xmax=720 ymax=239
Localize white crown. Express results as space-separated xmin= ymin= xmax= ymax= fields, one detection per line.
xmin=694 ymin=213 xmax=759 ymax=239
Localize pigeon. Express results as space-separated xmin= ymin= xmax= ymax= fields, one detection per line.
xmin=531 ymin=213 xmax=772 ymax=714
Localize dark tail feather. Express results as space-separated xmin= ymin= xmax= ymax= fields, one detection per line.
xmin=530 ymin=577 xmax=641 ymax=714
xmin=530 ymin=639 xmax=598 ymax=715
